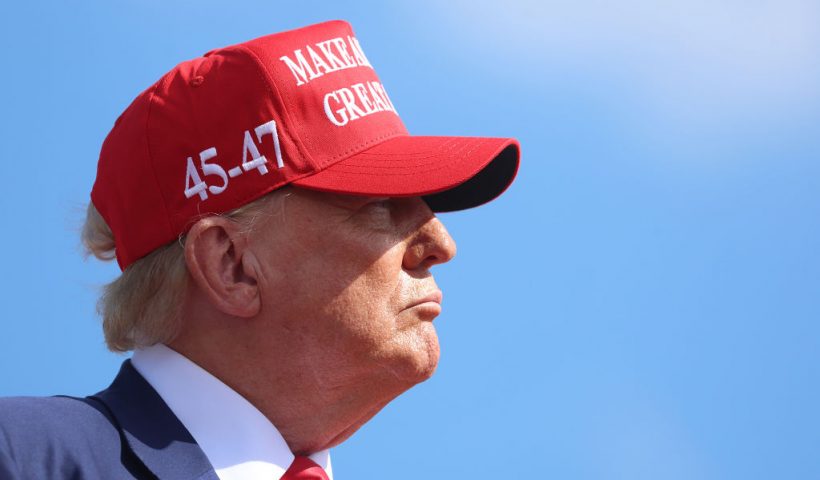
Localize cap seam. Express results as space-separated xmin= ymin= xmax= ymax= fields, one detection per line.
xmin=231 ymin=44 xmax=317 ymax=170
xmin=232 ymin=45 xmax=406 ymax=170
xmin=316 ymin=139 xmax=498 ymax=177
xmin=323 ymin=150 xmax=472 ymax=177
xmin=144 ymin=78 xmax=176 ymax=252
xmin=323 ymin=129 xmax=407 ymax=164
xmin=273 ymin=130 xmax=406 ymax=187
xmin=343 ymin=138 xmax=471 ymax=165
xmin=355 ymin=137 xmax=478 ymax=158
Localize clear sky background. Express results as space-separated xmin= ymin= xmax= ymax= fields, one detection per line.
xmin=1 ymin=1 xmax=819 ymax=479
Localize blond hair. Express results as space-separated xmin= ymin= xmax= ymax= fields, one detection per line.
xmin=82 ymin=190 xmax=287 ymax=352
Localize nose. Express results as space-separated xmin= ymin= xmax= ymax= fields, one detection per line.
xmin=403 ymin=208 xmax=457 ymax=271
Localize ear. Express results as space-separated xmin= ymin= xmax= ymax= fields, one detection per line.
xmin=184 ymin=216 xmax=261 ymax=318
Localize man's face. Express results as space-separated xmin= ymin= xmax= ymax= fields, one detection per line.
xmin=247 ymin=188 xmax=456 ymax=390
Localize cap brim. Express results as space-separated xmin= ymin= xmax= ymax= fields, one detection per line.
xmin=292 ymin=135 xmax=520 ymax=212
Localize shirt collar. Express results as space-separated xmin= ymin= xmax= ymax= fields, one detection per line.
xmin=131 ymin=344 xmax=333 ymax=480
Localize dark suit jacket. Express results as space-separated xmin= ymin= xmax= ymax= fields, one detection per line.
xmin=0 ymin=360 xmax=218 ymax=479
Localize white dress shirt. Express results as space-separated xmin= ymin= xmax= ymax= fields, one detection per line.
xmin=131 ymin=344 xmax=333 ymax=480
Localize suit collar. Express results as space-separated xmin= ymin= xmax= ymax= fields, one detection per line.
xmin=90 ymin=360 xmax=218 ymax=480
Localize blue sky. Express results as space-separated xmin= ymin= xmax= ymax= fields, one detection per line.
xmin=1 ymin=1 xmax=819 ymax=478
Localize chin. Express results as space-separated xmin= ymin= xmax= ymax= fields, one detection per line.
xmin=415 ymin=348 xmax=440 ymax=381
xmin=388 ymin=324 xmax=441 ymax=384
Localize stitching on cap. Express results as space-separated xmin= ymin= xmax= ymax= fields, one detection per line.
xmin=233 ymin=44 xmax=317 ymax=169
xmin=342 ymin=138 xmax=470 ymax=166
xmin=229 ymin=46 xmax=408 ymax=172
xmin=355 ymin=137 xmax=463 ymax=158
xmin=144 ymin=78 xmax=176 ymax=242
xmin=325 ymin=139 xmax=488 ymax=177
xmin=321 ymin=129 xmax=407 ymax=165
xmin=335 ymin=138 xmax=482 ymax=170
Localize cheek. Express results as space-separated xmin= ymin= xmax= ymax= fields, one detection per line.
xmin=320 ymin=240 xmax=406 ymax=312
xmin=276 ymin=225 xmax=402 ymax=304
xmin=262 ymin=242 xmax=388 ymax=312
xmin=318 ymin=258 xmax=404 ymax=344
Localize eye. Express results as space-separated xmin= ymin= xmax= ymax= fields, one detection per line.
xmin=360 ymin=198 xmax=397 ymax=228
xmin=366 ymin=197 xmax=393 ymax=210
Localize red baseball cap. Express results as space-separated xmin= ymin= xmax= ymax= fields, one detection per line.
xmin=92 ymin=20 xmax=520 ymax=270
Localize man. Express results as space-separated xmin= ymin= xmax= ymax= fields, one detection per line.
xmin=0 ymin=20 xmax=519 ymax=479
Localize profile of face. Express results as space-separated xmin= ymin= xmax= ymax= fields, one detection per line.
xmin=247 ymin=188 xmax=457 ymax=393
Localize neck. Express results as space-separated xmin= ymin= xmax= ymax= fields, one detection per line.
xmin=168 ymin=323 xmax=409 ymax=455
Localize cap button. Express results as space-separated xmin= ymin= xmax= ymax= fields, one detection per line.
xmin=190 ymin=76 xmax=205 ymax=87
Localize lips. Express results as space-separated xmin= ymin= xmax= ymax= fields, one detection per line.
xmin=407 ymin=290 xmax=443 ymax=309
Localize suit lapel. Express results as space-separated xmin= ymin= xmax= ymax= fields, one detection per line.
xmin=90 ymin=360 xmax=218 ymax=480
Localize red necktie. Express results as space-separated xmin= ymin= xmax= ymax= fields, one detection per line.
xmin=281 ymin=456 xmax=330 ymax=480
